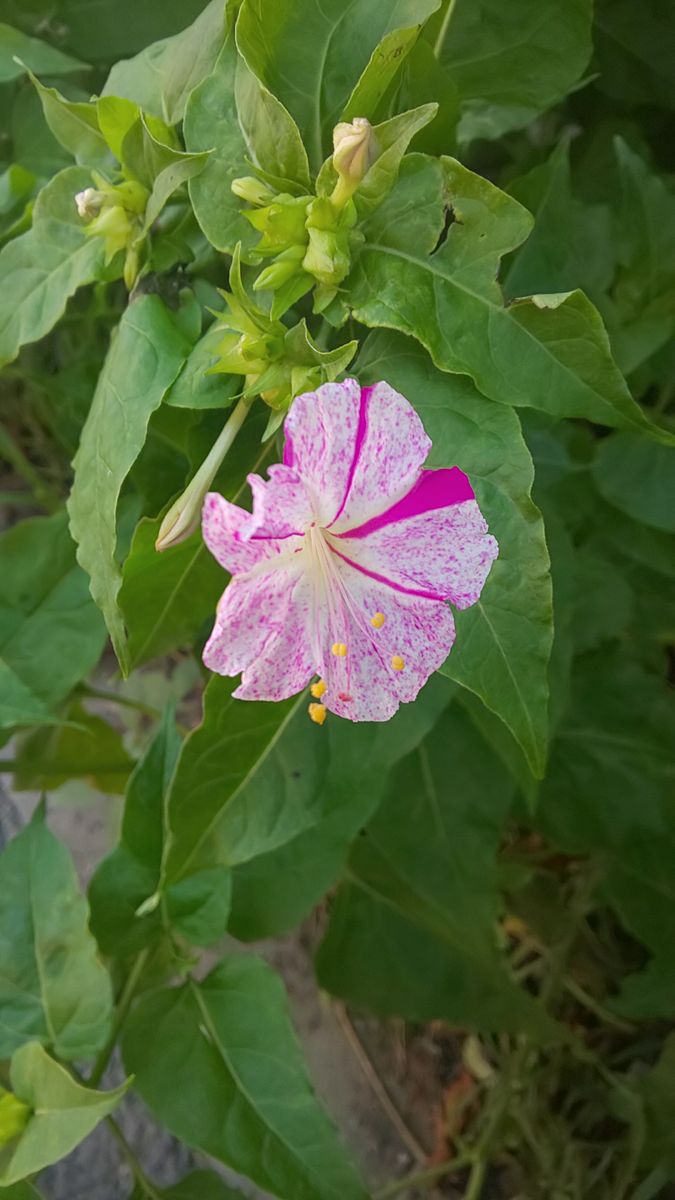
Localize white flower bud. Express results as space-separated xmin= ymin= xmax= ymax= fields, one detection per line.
xmin=74 ymin=187 xmax=103 ymax=221
xmin=331 ymin=117 xmax=379 ymax=206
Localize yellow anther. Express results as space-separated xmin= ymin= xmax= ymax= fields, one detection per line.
xmin=370 ymin=612 xmax=385 ymax=628
xmin=310 ymin=679 xmax=326 ymax=698
xmin=331 ymin=642 xmax=348 ymax=657
xmin=391 ymin=655 xmax=405 ymax=671
xmin=308 ymin=702 xmax=327 ymax=725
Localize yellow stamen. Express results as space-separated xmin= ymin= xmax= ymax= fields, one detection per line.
xmin=308 ymin=702 xmax=327 ymax=725
xmin=310 ymin=679 xmax=326 ymax=698
xmin=370 ymin=612 xmax=385 ymax=628
xmin=331 ymin=642 xmax=348 ymax=657
xmin=391 ymin=655 xmax=405 ymax=671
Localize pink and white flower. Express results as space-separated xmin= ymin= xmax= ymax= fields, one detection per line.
xmin=201 ymin=379 xmax=498 ymax=723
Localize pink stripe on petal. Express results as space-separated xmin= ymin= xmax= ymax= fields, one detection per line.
xmin=328 ymin=543 xmax=448 ymax=602
xmin=335 ymin=467 xmax=475 ymax=539
xmin=329 ymin=384 xmax=373 ymax=527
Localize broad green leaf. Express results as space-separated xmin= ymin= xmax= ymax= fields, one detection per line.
xmin=143 ymin=148 xmax=210 ymax=232
xmin=233 ymin=56 xmax=311 ymax=191
xmin=68 ymin=294 xmax=192 ymax=673
xmin=102 ymin=0 xmax=227 ymax=126
xmin=235 ymin=0 xmax=441 ymax=171
xmin=571 ymin=549 xmax=634 ymax=654
xmin=349 ymin=154 xmax=667 ymax=439
xmin=229 ymin=674 xmax=454 ymax=940
xmin=430 ymin=0 xmax=592 ymax=142
xmin=0 ymin=811 xmax=113 ymax=1061
xmin=0 ymin=1184 xmax=42 ymax=1198
xmin=0 ymin=513 xmax=106 ymax=731
xmin=89 ymin=708 xmax=231 ymax=956
xmin=358 ymin=329 xmax=552 ymax=776
xmin=317 ymin=707 xmax=556 ymax=1037
xmin=134 ymin=1173 xmax=247 ymax=1200
xmin=592 ymin=433 xmax=675 ymax=534
xmin=118 ymin=115 xmax=206 ymax=196
xmin=162 ymin=678 xmax=329 ymax=887
xmin=57 ymin=0 xmax=207 ymax=63
xmin=95 ymin=94 xmax=139 ymax=163
xmin=13 ymin=704 xmax=134 ymax=794
xmin=503 ymin=139 xmax=614 ymax=305
xmin=30 ymin=75 xmax=109 ymax=167
xmin=165 ymin=325 xmax=241 ymax=410
xmin=123 ymin=958 xmax=368 ymax=1200
xmin=394 ymin=37 xmax=460 ymax=157
xmin=594 ymin=0 xmax=675 ymax=111
xmin=0 ymin=1043 xmax=128 ymax=1187
xmin=184 ymin=38 xmax=258 ymax=255
xmin=609 ymin=139 xmax=675 ymax=374
xmin=118 ymin=415 xmax=273 ymax=670
xmin=0 ymin=166 xmax=106 ymax=368
xmin=0 ymin=23 xmax=86 ymax=82
xmin=639 ymin=1033 xmax=675 ymax=1173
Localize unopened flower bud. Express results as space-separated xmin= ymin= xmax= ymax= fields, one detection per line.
xmin=253 ymin=245 xmax=306 ymax=293
xmin=75 ymin=187 xmax=103 ymax=221
xmin=331 ymin=117 xmax=379 ymax=207
xmin=0 ymin=1089 xmax=30 ymax=1146
xmin=231 ymin=176 xmax=275 ymax=207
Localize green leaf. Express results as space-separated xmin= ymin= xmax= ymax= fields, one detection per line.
xmin=233 ymin=56 xmax=311 ymax=192
xmin=138 ymin=1173 xmax=247 ymax=1200
xmin=89 ymin=707 xmax=231 ymax=956
xmin=317 ymin=706 xmax=556 ymax=1037
xmin=503 ymin=139 xmax=614 ymax=305
xmin=594 ymin=0 xmax=675 ymax=111
xmin=0 ymin=23 xmax=87 ymax=82
xmin=0 ymin=513 xmax=106 ymax=731
xmin=357 ymin=329 xmax=553 ymax=776
xmin=0 ymin=1043 xmax=128 ymax=1187
xmin=165 ymin=325 xmax=241 ymax=410
xmin=0 ymin=1183 xmax=42 ymax=1199
xmin=0 ymin=166 xmax=106 ymax=368
xmin=67 ymin=294 xmax=192 ymax=673
xmin=184 ymin=38 xmax=259 ymax=256
xmin=349 ymin=154 xmax=667 ymax=439
xmin=162 ymin=678 xmax=329 ymax=888
xmin=235 ymin=0 xmax=441 ymax=171
xmin=30 ymin=75 xmax=109 ymax=167
xmin=229 ymin=674 xmax=454 ymax=940
xmin=12 ymin=703 xmax=134 ymax=794
xmin=592 ymin=432 xmax=675 ymax=533
xmin=123 ymin=958 xmax=368 ymax=1200
xmin=431 ymin=0 xmax=592 ymax=142
xmin=142 ymin=147 xmax=210 ymax=232
xmin=0 ymin=811 xmax=113 ymax=1062
xmin=95 ymin=94 xmax=139 ymax=163
xmin=102 ymin=0 xmax=227 ymax=126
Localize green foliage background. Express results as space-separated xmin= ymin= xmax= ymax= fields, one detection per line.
xmin=0 ymin=1 xmax=674 ymax=1197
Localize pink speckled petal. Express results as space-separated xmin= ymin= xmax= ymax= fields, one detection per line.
xmin=312 ymin=557 xmax=456 ymax=722
xmin=329 ymin=499 xmax=498 ymax=610
xmin=282 ymin=378 xmax=363 ymax=526
xmin=233 ymin=573 xmax=315 ymax=701
xmin=244 ymin=464 xmax=314 ymax=541
xmin=328 ymin=381 xmax=433 ymax=532
xmin=203 ymin=559 xmax=304 ymax=683
xmin=202 ymin=492 xmax=269 ymax=574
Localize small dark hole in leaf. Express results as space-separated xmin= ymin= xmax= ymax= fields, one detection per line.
xmin=432 ymin=204 xmax=456 ymax=254
xmin=291 ymin=769 xmax=301 ymax=780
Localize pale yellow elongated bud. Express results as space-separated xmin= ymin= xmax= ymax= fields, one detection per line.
xmin=155 ymin=396 xmax=250 ymax=551
xmin=231 ymin=176 xmax=275 ymax=207
xmin=331 ymin=117 xmax=379 ymax=207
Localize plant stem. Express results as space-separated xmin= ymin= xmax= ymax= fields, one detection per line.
xmin=78 ymin=682 xmax=164 ymax=720
xmin=0 ymin=425 xmax=61 ymax=512
xmin=88 ymin=948 xmax=150 ymax=1088
xmin=106 ymin=1115 xmax=162 ymax=1199
xmin=375 ymin=1155 xmax=473 ymax=1199
xmin=561 ymin=974 xmax=635 ymax=1033
xmin=433 ymin=0 xmax=457 ymax=58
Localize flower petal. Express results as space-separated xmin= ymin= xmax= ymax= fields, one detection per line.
xmin=312 ymin=558 xmax=456 ymax=721
xmin=203 ymin=560 xmax=306 ymax=689
xmin=329 ymin=496 xmax=498 ymax=610
xmin=232 ymin=574 xmax=315 ymax=701
xmin=282 ymin=378 xmax=363 ymax=526
xmin=244 ymin=464 xmax=313 ymax=541
xmin=202 ymin=492 xmax=269 ymax=574
xmin=328 ymin=380 xmax=432 ymax=532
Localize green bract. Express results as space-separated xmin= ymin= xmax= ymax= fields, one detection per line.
xmin=1 ymin=1 xmax=674 ymax=1197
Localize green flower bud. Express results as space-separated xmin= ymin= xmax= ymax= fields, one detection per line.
xmin=303 ymin=198 xmax=352 ymax=285
xmin=253 ymin=245 xmax=307 ymax=292
xmin=0 ymin=1089 xmax=30 ymax=1146
xmin=231 ymin=176 xmax=275 ymax=207
xmin=246 ymin=195 xmax=311 ymax=256
xmin=86 ymin=204 xmax=135 ymax=262
xmin=331 ymin=117 xmax=379 ymax=207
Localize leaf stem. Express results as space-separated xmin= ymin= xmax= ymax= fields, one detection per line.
xmin=374 ymin=1156 xmax=473 ymax=1199
xmin=106 ymin=1114 xmax=162 ymax=1200
xmin=88 ymin=948 xmax=150 ymax=1088
xmin=77 ymin=682 xmax=164 ymax=721
xmin=433 ymin=0 xmax=457 ymax=58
